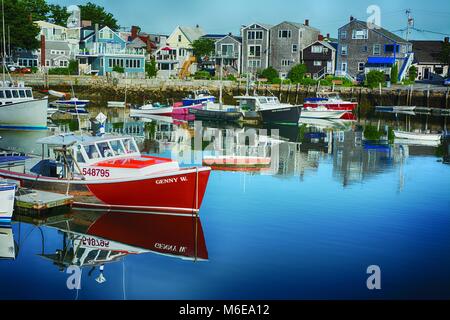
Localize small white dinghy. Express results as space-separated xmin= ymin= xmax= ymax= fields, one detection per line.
xmin=107 ymin=101 xmax=127 ymax=108
xmin=130 ymin=103 xmax=173 ymax=116
xmin=394 ymin=131 xmax=442 ymax=142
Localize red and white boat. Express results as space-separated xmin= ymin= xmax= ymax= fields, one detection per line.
xmin=0 ymin=134 xmax=211 ymax=214
xmin=172 ymin=101 xmax=204 ymax=116
xmin=304 ymin=92 xmax=357 ymax=120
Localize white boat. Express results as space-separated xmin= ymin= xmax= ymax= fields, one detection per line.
xmin=54 ymin=97 xmax=89 ymax=108
xmin=394 ymin=130 xmax=442 ymax=141
xmin=107 ymin=101 xmax=126 ymax=108
xmin=0 ymin=81 xmax=48 ymax=130
xmin=130 ymin=103 xmax=173 ymax=116
xmin=0 ymin=181 xmax=16 ymax=223
xmin=300 ymin=106 xmax=348 ymax=119
xmin=48 ymin=90 xmax=68 ymax=98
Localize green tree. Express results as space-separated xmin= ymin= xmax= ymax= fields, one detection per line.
xmin=259 ymin=67 xmax=278 ymax=83
xmin=79 ymin=2 xmax=119 ymax=30
xmin=366 ymin=70 xmax=386 ymax=88
xmin=20 ymin=0 xmax=49 ymax=21
xmin=408 ymin=65 xmax=417 ymax=81
xmin=145 ymin=59 xmax=157 ymax=78
xmin=2 ymin=0 xmax=40 ymax=50
xmin=287 ymin=64 xmax=308 ymax=83
xmin=68 ymin=60 xmax=78 ymax=75
xmin=390 ymin=63 xmax=398 ymax=84
xmin=48 ymin=4 xmax=70 ymax=26
xmin=191 ymin=38 xmax=215 ymax=60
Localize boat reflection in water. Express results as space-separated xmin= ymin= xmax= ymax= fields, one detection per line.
xmin=13 ymin=210 xmax=208 ymax=284
xmin=0 ymin=223 xmax=16 ymax=260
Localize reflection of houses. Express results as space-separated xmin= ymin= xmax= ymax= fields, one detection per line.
xmin=411 ymin=38 xmax=449 ymax=82
xmin=77 ymin=24 xmax=146 ymax=77
xmin=155 ymin=25 xmax=205 ymax=78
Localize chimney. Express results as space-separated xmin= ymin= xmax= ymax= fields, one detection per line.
xmin=327 ymin=33 xmax=330 ymax=39
xmin=350 ymin=16 xmax=355 ymax=22
xmin=81 ymin=20 xmax=92 ymax=28
xmin=95 ymin=23 xmax=99 ymax=41
xmin=196 ymin=24 xmax=200 ymax=28
xmin=40 ymin=35 xmax=46 ymax=68
xmin=305 ymin=19 xmax=309 ymax=26
xmin=445 ymin=37 xmax=449 ymax=43
xmin=131 ymin=26 xmax=139 ymax=39
xmin=318 ymin=34 xmax=324 ymax=41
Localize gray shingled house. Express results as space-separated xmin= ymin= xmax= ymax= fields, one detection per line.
xmin=270 ymin=20 xmax=320 ymax=78
xmin=336 ymin=17 xmax=413 ymax=82
xmin=241 ymin=23 xmax=272 ymax=74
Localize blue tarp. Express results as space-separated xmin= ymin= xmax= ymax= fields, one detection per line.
xmin=367 ymin=57 xmax=396 ymax=64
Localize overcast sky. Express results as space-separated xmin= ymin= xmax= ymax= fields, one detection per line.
xmin=48 ymin=0 xmax=450 ymax=40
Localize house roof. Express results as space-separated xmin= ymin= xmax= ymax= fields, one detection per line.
xmin=279 ymin=21 xmax=320 ymax=33
xmin=305 ymin=40 xmax=336 ymax=51
xmin=46 ymin=41 xmax=70 ymax=51
xmin=345 ymin=19 xmax=409 ymax=44
xmin=411 ymin=40 xmax=445 ymax=64
xmin=179 ymin=26 xmax=206 ymax=43
xmin=35 ymin=20 xmax=67 ymax=30
xmin=242 ymin=23 xmax=273 ymax=31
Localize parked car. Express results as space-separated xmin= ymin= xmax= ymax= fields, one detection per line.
xmin=444 ymin=78 xmax=450 ymax=86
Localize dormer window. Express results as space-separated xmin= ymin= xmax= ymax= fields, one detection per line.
xmin=352 ymin=29 xmax=368 ymax=39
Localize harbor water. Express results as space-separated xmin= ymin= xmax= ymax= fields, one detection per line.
xmin=1 ymin=108 xmax=450 ymax=299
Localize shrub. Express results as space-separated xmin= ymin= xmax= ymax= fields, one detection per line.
xmin=193 ymin=71 xmax=211 ymax=80
xmin=259 ymin=67 xmax=278 ymax=83
xmin=113 ymin=65 xmax=125 ymax=73
xmin=408 ymin=65 xmax=417 ymax=82
xmin=287 ymin=64 xmax=307 ymax=83
xmin=390 ymin=63 xmax=398 ymax=84
xmin=226 ymin=74 xmax=237 ymax=81
xmin=48 ymin=68 xmax=70 ymax=75
xmin=68 ymin=60 xmax=78 ymax=75
xmin=145 ymin=59 xmax=157 ymax=78
xmin=366 ymin=70 xmax=386 ymax=88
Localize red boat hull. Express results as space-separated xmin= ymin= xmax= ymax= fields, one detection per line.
xmin=303 ymin=102 xmax=358 ymax=111
xmin=85 ymin=169 xmax=211 ymax=212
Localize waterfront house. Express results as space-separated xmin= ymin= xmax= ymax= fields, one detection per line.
xmin=241 ymin=23 xmax=272 ymax=74
xmin=76 ymin=25 xmax=146 ymax=77
xmin=155 ymin=25 xmax=205 ymax=78
xmin=35 ymin=20 xmax=80 ymax=69
xmin=411 ymin=38 xmax=449 ymax=81
xmin=214 ymin=34 xmax=242 ymax=76
xmin=336 ymin=16 xmax=413 ymax=82
xmin=14 ymin=49 xmax=38 ymax=68
xmin=270 ymin=20 xmax=320 ymax=78
xmin=302 ymin=39 xmax=336 ymax=79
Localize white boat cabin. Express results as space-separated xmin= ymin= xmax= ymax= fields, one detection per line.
xmin=234 ymin=96 xmax=287 ymax=111
xmin=0 ymin=81 xmax=34 ymax=106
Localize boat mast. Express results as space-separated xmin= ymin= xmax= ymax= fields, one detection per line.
xmin=1 ymin=0 xmax=6 ymax=84
xmin=219 ymin=56 xmax=223 ymax=109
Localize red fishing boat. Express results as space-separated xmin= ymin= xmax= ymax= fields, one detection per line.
xmin=0 ymin=134 xmax=211 ymax=214
xmin=304 ymin=92 xmax=358 ymax=120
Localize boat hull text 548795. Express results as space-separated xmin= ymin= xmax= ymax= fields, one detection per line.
xmin=0 ymin=134 xmax=211 ymax=214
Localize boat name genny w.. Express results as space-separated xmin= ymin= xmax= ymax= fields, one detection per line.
xmin=155 ymin=176 xmax=188 ymax=185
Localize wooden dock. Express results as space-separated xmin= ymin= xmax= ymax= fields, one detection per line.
xmin=15 ymin=189 xmax=74 ymax=212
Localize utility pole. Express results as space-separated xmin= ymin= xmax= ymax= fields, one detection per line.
xmin=405 ymin=9 xmax=414 ymax=42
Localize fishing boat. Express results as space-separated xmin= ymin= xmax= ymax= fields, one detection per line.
xmin=235 ymin=96 xmax=301 ymax=124
xmin=182 ymin=90 xmax=215 ymax=106
xmin=54 ymin=97 xmax=90 ymax=108
xmin=0 ymin=133 xmax=211 ymax=214
xmin=304 ymin=92 xmax=358 ymax=111
xmin=394 ymin=130 xmax=442 ymax=141
xmin=300 ymin=106 xmax=348 ymax=119
xmin=130 ymin=102 xmax=174 ymax=116
xmin=0 ymin=180 xmax=15 ymax=223
xmin=190 ymin=106 xmax=244 ymax=122
xmin=0 ymin=81 xmax=48 ymax=130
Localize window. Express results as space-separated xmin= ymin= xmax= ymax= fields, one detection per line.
xmin=126 ymin=59 xmax=129 ymax=68
xmin=341 ymin=62 xmax=347 ymax=72
xmin=362 ymin=45 xmax=368 ymax=52
xmin=311 ymin=45 xmax=323 ymax=53
xmin=178 ymin=35 xmax=182 ymax=42
xmin=137 ymin=60 xmax=141 ymax=68
xmin=99 ymin=29 xmax=113 ymax=40
xmin=249 ymin=45 xmax=261 ymax=57
xmin=248 ymin=30 xmax=263 ymax=40
xmin=341 ymin=45 xmax=348 ymax=55
xmin=108 ymin=59 xmax=113 ymax=68
xmin=384 ymin=44 xmax=400 ymax=53
xmin=19 ymin=90 xmax=25 ymax=98
xmin=292 ymin=44 xmax=298 ymax=53
xmin=281 ymin=59 xmax=292 ymax=67
xmin=248 ymin=60 xmax=261 ymax=68
xmin=122 ymin=138 xmax=138 ymax=154
xmin=12 ymin=90 xmax=18 ymax=98
xmin=0 ymin=91 xmax=4 ymax=98
xmin=352 ymin=29 xmax=368 ymax=39
xmin=340 ymin=31 xmax=347 ymax=39
xmin=100 ymin=59 xmax=103 ymax=68
xmin=85 ymin=144 xmax=101 ymax=160
xmin=97 ymin=142 xmax=114 ymax=158
xmin=358 ymin=62 xmax=365 ymax=72
xmin=26 ymin=90 xmax=32 ymax=98
xmin=313 ymin=61 xmax=322 ymax=66
xmin=373 ymin=44 xmax=381 ymax=55
xmin=278 ymin=30 xmax=292 ymax=38
xmin=110 ymin=140 xmax=126 ymax=155
xmin=221 ymin=44 xmax=234 ymax=56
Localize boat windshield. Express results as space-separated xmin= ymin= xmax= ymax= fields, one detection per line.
xmin=81 ymin=138 xmax=139 ymax=162
xmin=122 ymin=138 xmax=138 ymax=154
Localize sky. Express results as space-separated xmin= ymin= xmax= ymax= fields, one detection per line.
xmin=48 ymin=0 xmax=450 ymax=40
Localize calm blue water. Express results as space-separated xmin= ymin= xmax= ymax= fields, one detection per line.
xmin=1 ymin=115 xmax=450 ymax=300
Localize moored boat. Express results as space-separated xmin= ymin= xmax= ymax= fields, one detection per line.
xmin=393 ymin=130 xmax=442 ymax=141
xmin=54 ymin=97 xmax=90 ymax=108
xmin=235 ymin=96 xmax=301 ymax=124
xmin=0 ymin=133 xmax=211 ymax=214
xmin=300 ymin=106 xmax=348 ymax=119
xmin=182 ymin=90 xmax=215 ymax=106
xmin=304 ymin=92 xmax=358 ymax=111
xmin=0 ymin=81 xmax=48 ymax=130
xmin=130 ymin=102 xmax=174 ymax=116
